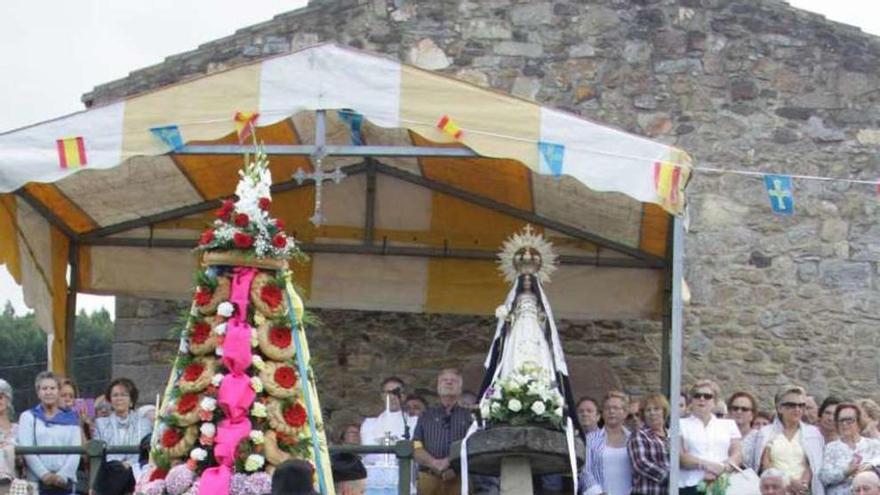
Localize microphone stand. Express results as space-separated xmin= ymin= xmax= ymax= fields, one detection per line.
xmin=392 ymin=389 xmax=410 ymax=440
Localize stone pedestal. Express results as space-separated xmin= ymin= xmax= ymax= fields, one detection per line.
xmin=450 ymin=426 xmax=584 ymax=495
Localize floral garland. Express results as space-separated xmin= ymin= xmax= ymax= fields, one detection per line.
xmin=249 ymin=273 xmax=288 ymax=318
xmin=187 ymin=319 xmax=219 ymax=356
xmin=257 ymin=361 xmax=298 ymax=399
xmin=266 ymin=398 xmax=308 ymax=437
xmin=194 ymin=276 xmax=230 ymax=316
xmin=178 ymin=358 xmax=217 ymax=394
xmin=159 ymin=425 xmax=199 ymax=459
xmin=479 ymin=363 xmax=565 ymax=429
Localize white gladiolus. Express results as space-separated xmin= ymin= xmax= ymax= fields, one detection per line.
xmin=554 ymin=407 xmax=563 ymax=418
xmin=250 ymin=377 xmax=264 ymax=393
xmin=252 ymin=356 xmax=266 ymax=371
xmin=200 ymin=423 xmax=216 ymax=437
xmin=200 ymin=397 xmax=217 ymax=412
xmin=179 ymin=339 xmax=190 ymax=353
xmin=491 ymin=402 xmax=501 ymax=413
xmin=480 ymin=403 xmax=491 ymax=419
xmin=190 ymin=448 xmax=208 ymax=461
xmin=217 ymin=302 xmax=234 ymax=317
xmin=251 ymin=403 xmax=267 ymax=418
xmin=507 ymin=399 xmax=522 ymax=412
xmin=530 ymin=401 xmax=546 ymax=415
xmin=211 ymin=373 xmax=224 ymax=387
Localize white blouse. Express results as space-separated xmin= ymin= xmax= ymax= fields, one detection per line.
xmin=819 ymin=437 xmax=880 ymax=495
xmin=679 ymin=415 xmax=741 ymax=488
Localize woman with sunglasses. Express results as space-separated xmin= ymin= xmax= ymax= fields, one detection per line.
xmin=727 ymin=391 xmax=760 ymax=470
xmin=819 ymin=403 xmax=880 ymax=495
xmin=751 ymin=385 xmax=825 ymax=495
xmin=678 ymin=379 xmax=742 ymax=495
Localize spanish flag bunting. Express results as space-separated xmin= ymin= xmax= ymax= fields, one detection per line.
xmin=437 ymin=115 xmax=463 ymax=139
xmin=56 ymin=137 xmax=87 ymax=169
xmin=653 ymin=161 xmax=682 ymax=208
xmin=234 ymin=112 xmax=259 ymax=143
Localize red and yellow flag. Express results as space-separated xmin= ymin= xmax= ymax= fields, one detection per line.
xmin=654 ymin=161 xmax=682 ymax=208
xmin=234 ymin=112 xmax=259 ymax=143
xmin=56 ymin=137 xmax=87 ymax=169
xmin=437 ymin=115 xmax=463 ymax=139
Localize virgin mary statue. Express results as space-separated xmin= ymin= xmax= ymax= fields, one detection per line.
xmin=478 ymin=225 xmax=581 ymax=433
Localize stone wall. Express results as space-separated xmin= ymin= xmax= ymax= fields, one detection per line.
xmin=106 ymin=0 xmax=880 ymax=417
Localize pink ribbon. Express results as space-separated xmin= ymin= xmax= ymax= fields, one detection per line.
xmin=199 ymin=267 xmax=258 ymax=495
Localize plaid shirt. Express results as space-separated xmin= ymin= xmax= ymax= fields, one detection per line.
xmin=627 ymin=426 xmax=669 ymax=495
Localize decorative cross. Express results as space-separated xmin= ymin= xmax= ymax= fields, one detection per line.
xmin=293 ymin=161 xmax=346 ymax=225
xmin=767 ymin=178 xmax=791 ymax=210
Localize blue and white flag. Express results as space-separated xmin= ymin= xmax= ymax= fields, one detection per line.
xmin=337 ymin=109 xmax=364 ymax=146
xmin=150 ymin=125 xmax=184 ymax=152
xmin=764 ymin=174 xmax=794 ymax=215
xmin=538 ymin=141 xmax=565 ymax=177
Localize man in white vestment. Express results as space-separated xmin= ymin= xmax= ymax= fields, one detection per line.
xmin=360 ymin=377 xmax=419 ymax=494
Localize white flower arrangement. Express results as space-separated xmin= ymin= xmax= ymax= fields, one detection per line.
xmin=217 ymin=302 xmax=234 ymax=318
xmin=251 ymin=403 xmax=267 ymax=418
xmin=190 ymin=448 xmax=208 ymax=462
xmin=244 ymin=454 xmax=265 ymax=472
xmin=480 ymin=364 xmax=564 ymax=429
xmin=199 ymin=423 xmax=216 ymax=438
xmin=200 ymin=397 xmax=217 ymax=412
xmin=249 ymin=430 xmax=265 ymax=445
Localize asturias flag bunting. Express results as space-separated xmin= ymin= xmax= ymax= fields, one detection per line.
xmin=56 ymin=137 xmax=87 ymax=169
xmin=764 ymin=174 xmax=794 ymax=215
xmin=150 ymin=125 xmax=184 ymax=152
xmin=234 ymin=112 xmax=259 ymax=143
xmin=437 ymin=115 xmax=463 ymax=139
xmin=337 ymin=109 xmax=364 ymax=146
xmin=538 ymin=141 xmax=565 ymax=177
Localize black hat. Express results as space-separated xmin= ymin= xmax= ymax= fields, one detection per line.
xmin=271 ymin=459 xmax=319 ymax=495
xmin=330 ymin=453 xmax=367 ymax=483
xmin=93 ymin=460 xmax=135 ymax=495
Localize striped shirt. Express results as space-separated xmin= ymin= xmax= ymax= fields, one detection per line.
xmin=579 ymin=427 xmax=632 ymax=495
xmin=412 ymin=404 xmax=472 ymax=459
xmin=628 ymin=426 xmax=669 ymax=495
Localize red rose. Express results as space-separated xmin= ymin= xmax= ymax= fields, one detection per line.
xmin=269 ymin=327 xmax=292 ymax=348
xmin=283 ymin=403 xmax=307 ymax=427
xmin=260 ymin=285 xmax=283 ymax=308
xmin=149 ymin=467 xmax=169 ymax=481
xmin=198 ymin=229 xmax=215 ymax=246
xmin=233 ymin=232 xmax=254 ymax=249
xmin=258 ymin=198 xmax=271 ymax=211
xmin=191 ymin=322 xmax=211 ymax=345
xmin=194 ymin=287 xmax=212 ymax=306
xmin=272 ymin=234 xmax=287 ymax=249
xmin=274 ymin=366 xmax=297 ymax=389
xmin=177 ymin=393 xmax=198 ymax=414
xmin=233 ymin=213 xmax=249 ymax=227
xmin=161 ymin=429 xmax=182 ymax=448
xmin=183 ymin=363 xmax=205 ymax=382
xmin=274 ymin=219 xmax=285 ymax=231
xmin=216 ymin=199 xmax=235 ymax=220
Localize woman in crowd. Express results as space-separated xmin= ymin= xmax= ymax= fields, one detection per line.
xmin=727 ymin=392 xmax=757 ymax=439
xmin=753 ymin=385 xmax=825 ymax=495
xmin=819 ymin=397 xmax=843 ymax=444
xmin=628 ymin=393 xmax=669 ymax=495
xmin=753 ymin=411 xmax=773 ymax=430
xmin=679 ymin=379 xmax=741 ymax=495
xmin=0 ymin=379 xmax=17 ymax=493
xmin=857 ymin=399 xmax=880 ymax=439
xmin=338 ymin=423 xmax=362 ymax=446
xmin=94 ymin=378 xmax=152 ymax=484
xmin=819 ymin=403 xmax=880 ymax=495
xmin=17 ymin=371 xmax=82 ymax=495
xmin=576 ymin=397 xmax=601 ymax=436
xmin=581 ymin=391 xmax=632 ymax=495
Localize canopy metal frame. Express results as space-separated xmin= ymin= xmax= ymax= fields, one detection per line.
xmin=11 ymin=109 xmax=685 ymax=490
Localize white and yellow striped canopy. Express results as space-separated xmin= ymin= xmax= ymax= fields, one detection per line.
xmin=0 ymin=43 xmax=692 ymax=371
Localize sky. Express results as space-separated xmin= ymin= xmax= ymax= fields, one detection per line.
xmin=0 ymin=0 xmax=877 ymax=318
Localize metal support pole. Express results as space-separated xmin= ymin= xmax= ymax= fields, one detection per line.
xmin=395 ymin=440 xmax=414 ymax=495
xmin=364 ymin=159 xmax=377 ymax=246
xmin=314 ymin=110 xmax=327 ymax=163
xmin=667 ymin=215 xmax=684 ymax=494
xmin=64 ymin=242 xmax=80 ymax=375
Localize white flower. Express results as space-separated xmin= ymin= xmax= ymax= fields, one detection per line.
xmin=251 ymin=337 xmax=259 ymax=348
xmin=215 ymin=347 xmax=224 ymax=357
xmin=249 ymin=430 xmax=265 ymax=445
xmin=179 ymin=339 xmax=190 ymax=353
xmin=214 ymin=323 xmax=226 ymax=336
xmin=530 ymin=401 xmax=546 ymax=415
xmin=217 ymin=302 xmax=234 ymax=318
xmin=190 ymin=448 xmax=208 ymax=461
xmin=495 ymin=305 xmax=509 ymax=320
xmin=200 ymin=397 xmax=217 ymax=412
xmin=252 ymin=356 xmax=266 ymax=371
xmin=211 ymin=373 xmax=224 ymax=387
xmin=491 ymin=387 xmax=502 ymax=400
xmin=244 ymin=454 xmax=265 ymax=472
xmin=251 ymin=403 xmax=267 ymax=418
xmin=553 ymin=406 xmax=563 ymax=418
xmin=491 ymin=402 xmax=501 ymax=413
xmin=250 ymin=377 xmax=263 ymax=393
xmin=507 ymin=399 xmax=522 ymax=412
xmin=480 ymin=403 xmax=490 ymax=419
xmin=200 ymin=423 xmax=216 ymax=437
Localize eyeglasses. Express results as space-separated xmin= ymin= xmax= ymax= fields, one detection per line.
xmin=780 ymin=402 xmax=807 ymax=409
xmin=692 ymin=393 xmax=714 ymax=400
xmin=837 ymin=417 xmax=858 ymax=425
xmin=730 ymin=406 xmax=753 ymax=413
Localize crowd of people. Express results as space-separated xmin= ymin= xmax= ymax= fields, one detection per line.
xmin=3 ymin=370 xmax=880 ymax=495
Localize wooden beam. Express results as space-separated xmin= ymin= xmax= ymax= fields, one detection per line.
xmin=15 ymin=189 xmax=80 ymax=241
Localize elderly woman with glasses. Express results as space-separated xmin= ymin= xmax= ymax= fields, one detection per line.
xmin=678 ymin=379 xmax=742 ymax=495
xmin=750 ymin=385 xmax=825 ymax=495
xmin=94 ymin=378 xmax=152 ymax=483
xmin=818 ymin=403 xmax=880 ymax=495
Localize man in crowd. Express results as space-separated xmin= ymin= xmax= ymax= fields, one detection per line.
xmin=405 ymin=396 xmax=428 ymax=418
xmin=360 ymin=377 xmax=418 ymax=460
xmin=759 ymin=469 xmax=787 ymax=495
xmin=852 ymin=471 xmax=880 ymax=495
xmin=413 ymin=369 xmax=472 ymax=495
xmin=804 ymin=396 xmax=819 ymax=425
xmin=332 ymin=453 xmax=368 ymax=495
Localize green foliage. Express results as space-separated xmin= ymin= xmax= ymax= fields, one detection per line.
xmin=0 ymin=301 xmax=113 ymax=413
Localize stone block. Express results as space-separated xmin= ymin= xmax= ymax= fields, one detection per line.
xmin=568 ymin=42 xmax=596 ymax=58
xmin=407 ymin=38 xmax=451 ymax=70
xmin=462 ymin=20 xmax=512 ymax=40
xmin=818 ymin=260 xmax=872 ymax=290
xmin=654 ymin=58 xmax=702 ymax=74
xmin=511 ymin=3 xmax=553 ymax=26
xmin=493 ymin=41 xmax=543 ymax=58
xmin=510 ymin=76 xmax=540 ymax=100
